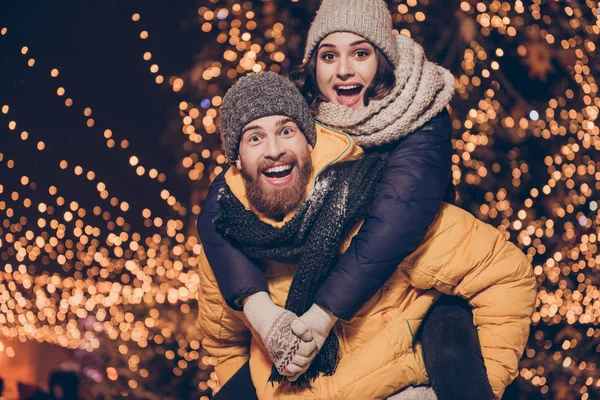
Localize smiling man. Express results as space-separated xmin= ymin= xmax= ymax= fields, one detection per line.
xmin=211 ymin=72 xmax=323 ymax=390
xmin=219 ymin=72 xmax=317 ymax=222
xmin=236 ymin=115 xmax=314 ymax=220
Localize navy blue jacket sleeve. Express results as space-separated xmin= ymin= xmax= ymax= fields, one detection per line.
xmin=313 ymin=109 xmax=453 ymax=320
xmin=196 ymin=166 xmax=268 ymax=310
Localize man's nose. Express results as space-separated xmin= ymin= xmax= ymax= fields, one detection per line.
xmin=264 ymin=137 xmax=286 ymax=159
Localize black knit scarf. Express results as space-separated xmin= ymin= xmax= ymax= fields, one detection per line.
xmin=214 ymin=153 xmax=388 ymax=386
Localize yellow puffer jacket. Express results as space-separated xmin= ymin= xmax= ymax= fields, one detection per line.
xmin=198 ymin=124 xmax=537 ymax=400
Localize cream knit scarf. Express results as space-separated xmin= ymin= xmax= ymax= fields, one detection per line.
xmin=316 ymin=35 xmax=455 ymax=148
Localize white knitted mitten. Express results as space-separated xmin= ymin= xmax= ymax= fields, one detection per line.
xmin=243 ymin=292 xmax=317 ymax=376
xmin=285 ymin=303 xmax=338 ymax=380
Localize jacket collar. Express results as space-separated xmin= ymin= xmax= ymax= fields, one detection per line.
xmin=224 ymin=123 xmax=364 ymax=227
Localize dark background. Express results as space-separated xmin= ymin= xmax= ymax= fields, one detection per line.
xmin=1 ymin=0 xmax=599 ymax=399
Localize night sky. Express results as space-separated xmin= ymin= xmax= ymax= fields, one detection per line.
xmin=1 ymin=0 xmax=202 ymax=231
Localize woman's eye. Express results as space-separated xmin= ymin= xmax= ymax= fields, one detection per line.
xmin=356 ymin=50 xmax=370 ymax=59
xmin=320 ymin=53 xmax=335 ymax=61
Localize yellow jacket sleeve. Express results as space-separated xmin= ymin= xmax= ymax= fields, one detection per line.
xmin=408 ymin=211 xmax=536 ymax=399
xmin=197 ymin=247 xmax=252 ymax=387
xmin=457 ymin=224 xmax=536 ymax=398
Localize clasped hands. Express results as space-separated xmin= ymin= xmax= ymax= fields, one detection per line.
xmin=243 ymin=292 xmax=338 ymax=381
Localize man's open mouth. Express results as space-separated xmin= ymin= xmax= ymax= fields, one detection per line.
xmin=334 ymin=84 xmax=364 ymax=106
xmin=262 ymin=164 xmax=294 ymax=183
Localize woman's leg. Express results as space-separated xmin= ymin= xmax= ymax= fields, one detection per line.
xmin=419 ymin=295 xmax=495 ymax=400
xmin=212 ymin=362 xmax=258 ymax=400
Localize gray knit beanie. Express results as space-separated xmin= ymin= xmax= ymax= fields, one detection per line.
xmin=220 ymin=71 xmax=316 ymax=164
xmin=305 ymin=0 xmax=400 ymax=66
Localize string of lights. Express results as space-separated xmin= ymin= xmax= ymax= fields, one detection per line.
xmin=1 ymin=0 xmax=599 ymax=398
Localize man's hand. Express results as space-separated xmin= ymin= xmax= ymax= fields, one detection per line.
xmin=286 ymin=303 xmax=339 ymax=381
xmin=243 ymin=292 xmax=318 ymax=376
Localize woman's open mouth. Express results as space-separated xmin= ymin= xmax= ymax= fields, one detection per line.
xmin=262 ymin=164 xmax=294 ymax=185
xmin=334 ymin=84 xmax=364 ymax=107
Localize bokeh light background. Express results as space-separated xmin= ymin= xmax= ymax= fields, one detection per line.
xmin=0 ymin=0 xmax=599 ymax=399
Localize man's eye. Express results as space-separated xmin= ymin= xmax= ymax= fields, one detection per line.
xmin=249 ymin=135 xmax=260 ymax=142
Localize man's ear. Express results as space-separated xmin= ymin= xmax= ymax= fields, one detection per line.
xmin=235 ymin=159 xmax=242 ymax=170
xmin=308 ymin=144 xmax=314 ymax=153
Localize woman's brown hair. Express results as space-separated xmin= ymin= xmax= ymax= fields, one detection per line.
xmin=289 ymin=42 xmax=396 ymax=111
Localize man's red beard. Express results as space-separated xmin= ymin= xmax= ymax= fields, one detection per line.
xmin=241 ymin=153 xmax=313 ymax=220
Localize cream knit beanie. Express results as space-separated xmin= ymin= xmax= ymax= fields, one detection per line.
xmin=304 ymin=0 xmax=400 ymax=66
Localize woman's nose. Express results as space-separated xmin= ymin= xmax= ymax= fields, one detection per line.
xmin=337 ymin=57 xmax=355 ymax=79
